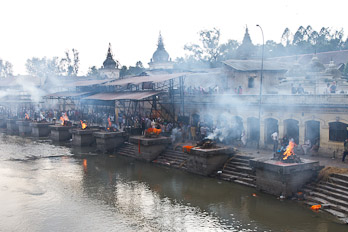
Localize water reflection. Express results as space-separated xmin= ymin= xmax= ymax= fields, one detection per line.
xmin=0 ymin=133 xmax=347 ymax=231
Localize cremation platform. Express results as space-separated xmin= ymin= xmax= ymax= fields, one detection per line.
xmin=93 ymin=131 xmax=125 ymax=152
xmin=71 ymin=129 xmax=100 ymax=147
xmin=0 ymin=117 xmax=6 ymax=128
xmin=49 ymin=125 xmax=74 ymax=142
xmin=250 ymin=158 xmax=321 ymax=197
xmin=186 ymin=147 xmax=231 ymax=176
xmin=16 ymin=120 xmax=32 ymax=136
xmin=6 ymin=119 xmax=19 ymax=135
xmin=129 ymin=136 xmax=171 ymax=161
xmin=30 ymin=122 xmax=54 ymax=137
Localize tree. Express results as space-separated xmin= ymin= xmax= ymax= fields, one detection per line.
xmin=25 ymin=57 xmax=61 ymax=78
xmin=219 ymin=39 xmax=239 ymax=61
xmin=0 ymin=59 xmax=13 ymax=78
xmin=59 ymin=49 xmax=80 ymax=76
xmin=184 ymin=28 xmax=222 ymax=67
xmin=87 ymin=66 xmax=100 ymax=78
xmin=120 ymin=61 xmax=146 ymax=78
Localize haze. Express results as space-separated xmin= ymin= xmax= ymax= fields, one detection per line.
xmin=1 ymin=0 xmax=347 ymax=75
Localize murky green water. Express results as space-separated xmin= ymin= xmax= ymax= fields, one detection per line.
xmin=0 ymin=133 xmax=346 ymax=232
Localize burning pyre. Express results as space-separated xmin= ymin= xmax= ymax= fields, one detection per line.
xmin=183 ymin=138 xmax=217 ymax=153
xmin=145 ymin=128 xmax=162 ymax=138
xmin=60 ymin=113 xmax=72 ymax=126
xmin=80 ymin=120 xmax=87 ymax=130
xmin=25 ymin=113 xmax=30 ymax=120
xmin=106 ymin=117 xmax=117 ymax=132
xmin=273 ymin=140 xmax=302 ymax=163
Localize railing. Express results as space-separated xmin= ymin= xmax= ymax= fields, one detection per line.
xmin=165 ymin=93 xmax=348 ymax=106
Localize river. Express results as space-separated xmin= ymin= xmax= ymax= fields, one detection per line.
xmin=0 ymin=133 xmax=346 ymax=232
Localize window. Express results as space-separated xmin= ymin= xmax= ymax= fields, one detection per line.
xmin=329 ymin=122 xmax=348 ymax=142
xmin=248 ymin=77 xmax=255 ymax=88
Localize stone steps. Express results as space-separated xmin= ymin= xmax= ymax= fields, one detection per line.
xmin=306 ymin=185 xmax=348 ymax=203
xmin=221 ymin=168 xmax=254 ymax=179
xmin=329 ymin=177 xmax=348 ymax=188
xmin=326 ymin=182 xmax=348 ymax=193
xmin=220 ymin=173 xmax=255 ymax=185
xmin=216 ymin=154 xmax=256 ymax=188
xmin=114 ymin=143 xmax=135 ymax=158
xmin=223 ymin=165 xmax=254 ymax=174
xmin=303 ymin=171 xmax=348 ymax=223
xmin=304 ymin=181 xmax=348 ymax=222
xmin=332 ymin=173 xmax=348 ymax=182
xmin=153 ymin=149 xmax=189 ymax=169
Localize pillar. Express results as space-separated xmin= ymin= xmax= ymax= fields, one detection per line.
xmin=299 ymin=122 xmax=305 ymax=145
xmin=260 ymin=119 xmax=265 ymax=147
xmin=278 ymin=120 xmax=284 ymax=139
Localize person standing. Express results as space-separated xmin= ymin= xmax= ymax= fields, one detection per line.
xmin=342 ymin=139 xmax=348 ymax=162
xmin=271 ymin=131 xmax=279 ymax=154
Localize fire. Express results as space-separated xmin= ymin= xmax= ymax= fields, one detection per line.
xmin=108 ymin=117 xmax=112 ymax=128
xmin=25 ymin=113 xmax=30 ymax=120
xmin=80 ymin=120 xmax=87 ymax=130
xmin=146 ymin=128 xmax=161 ymax=135
xmin=311 ymin=204 xmax=321 ymax=210
xmin=60 ymin=113 xmax=69 ymax=126
xmin=283 ymin=140 xmax=296 ymax=160
xmin=183 ymin=145 xmax=194 ymax=153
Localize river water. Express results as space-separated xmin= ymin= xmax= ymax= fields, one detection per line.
xmin=0 ymin=133 xmax=346 ymax=232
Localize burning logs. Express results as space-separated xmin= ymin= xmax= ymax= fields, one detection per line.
xmin=145 ymin=128 xmax=162 ymax=138
xmin=195 ymin=139 xmax=217 ymax=149
xmin=273 ymin=141 xmax=302 ymax=163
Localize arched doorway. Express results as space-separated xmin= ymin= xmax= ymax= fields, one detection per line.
xmin=247 ymin=117 xmax=260 ymax=146
xmin=305 ymin=120 xmax=320 ymax=147
xmin=191 ymin=113 xmax=200 ymax=127
xmin=284 ymin=119 xmax=299 ymax=144
xmin=230 ymin=116 xmax=244 ymax=141
xmin=265 ymin=118 xmax=278 ymax=144
xmin=329 ymin=122 xmax=348 ymax=142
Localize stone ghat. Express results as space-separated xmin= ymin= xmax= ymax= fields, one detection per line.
xmin=250 ymin=158 xmax=322 ymax=197
xmin=186 ymin=147 xmax=232 ymax=176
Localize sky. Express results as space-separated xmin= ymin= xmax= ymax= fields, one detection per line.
xmin=1 ymin=0 xmax=348 ymax=75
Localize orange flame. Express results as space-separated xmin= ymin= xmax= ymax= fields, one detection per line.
xmin=283 ymin=140 xmax=296 ymax=160
xmin=25 ymin=113 xmax=30 ymax=120
xmin=60 ymin=113 xmax=69 ymax=126
xmin=183 ymin=145 xmax=194 ymax=153
xmin=83 ymin=159 xmax=87 ymax=173
xmin=80 ymin=120 xmax=87 ymax=130
xmin=311 ymin=204 xmax=321 ymax=210
xmin=108 ymin=117 xmax=112 ymax=128
xmin=146 ymin=128 xmax=161 ymax=135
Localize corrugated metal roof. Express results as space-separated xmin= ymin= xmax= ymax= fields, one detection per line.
xmin=73 ymin=79 xmax=112 ymax=87
xmin=44 ymin=91 xmax=91 ymax=98
xmin=103 ymin=73 xmax=188 ymax=86
xmin=83 ymin=91 xmax=162 ymax=101
xmin=223 ymin=60 xmax=288 ymax=72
